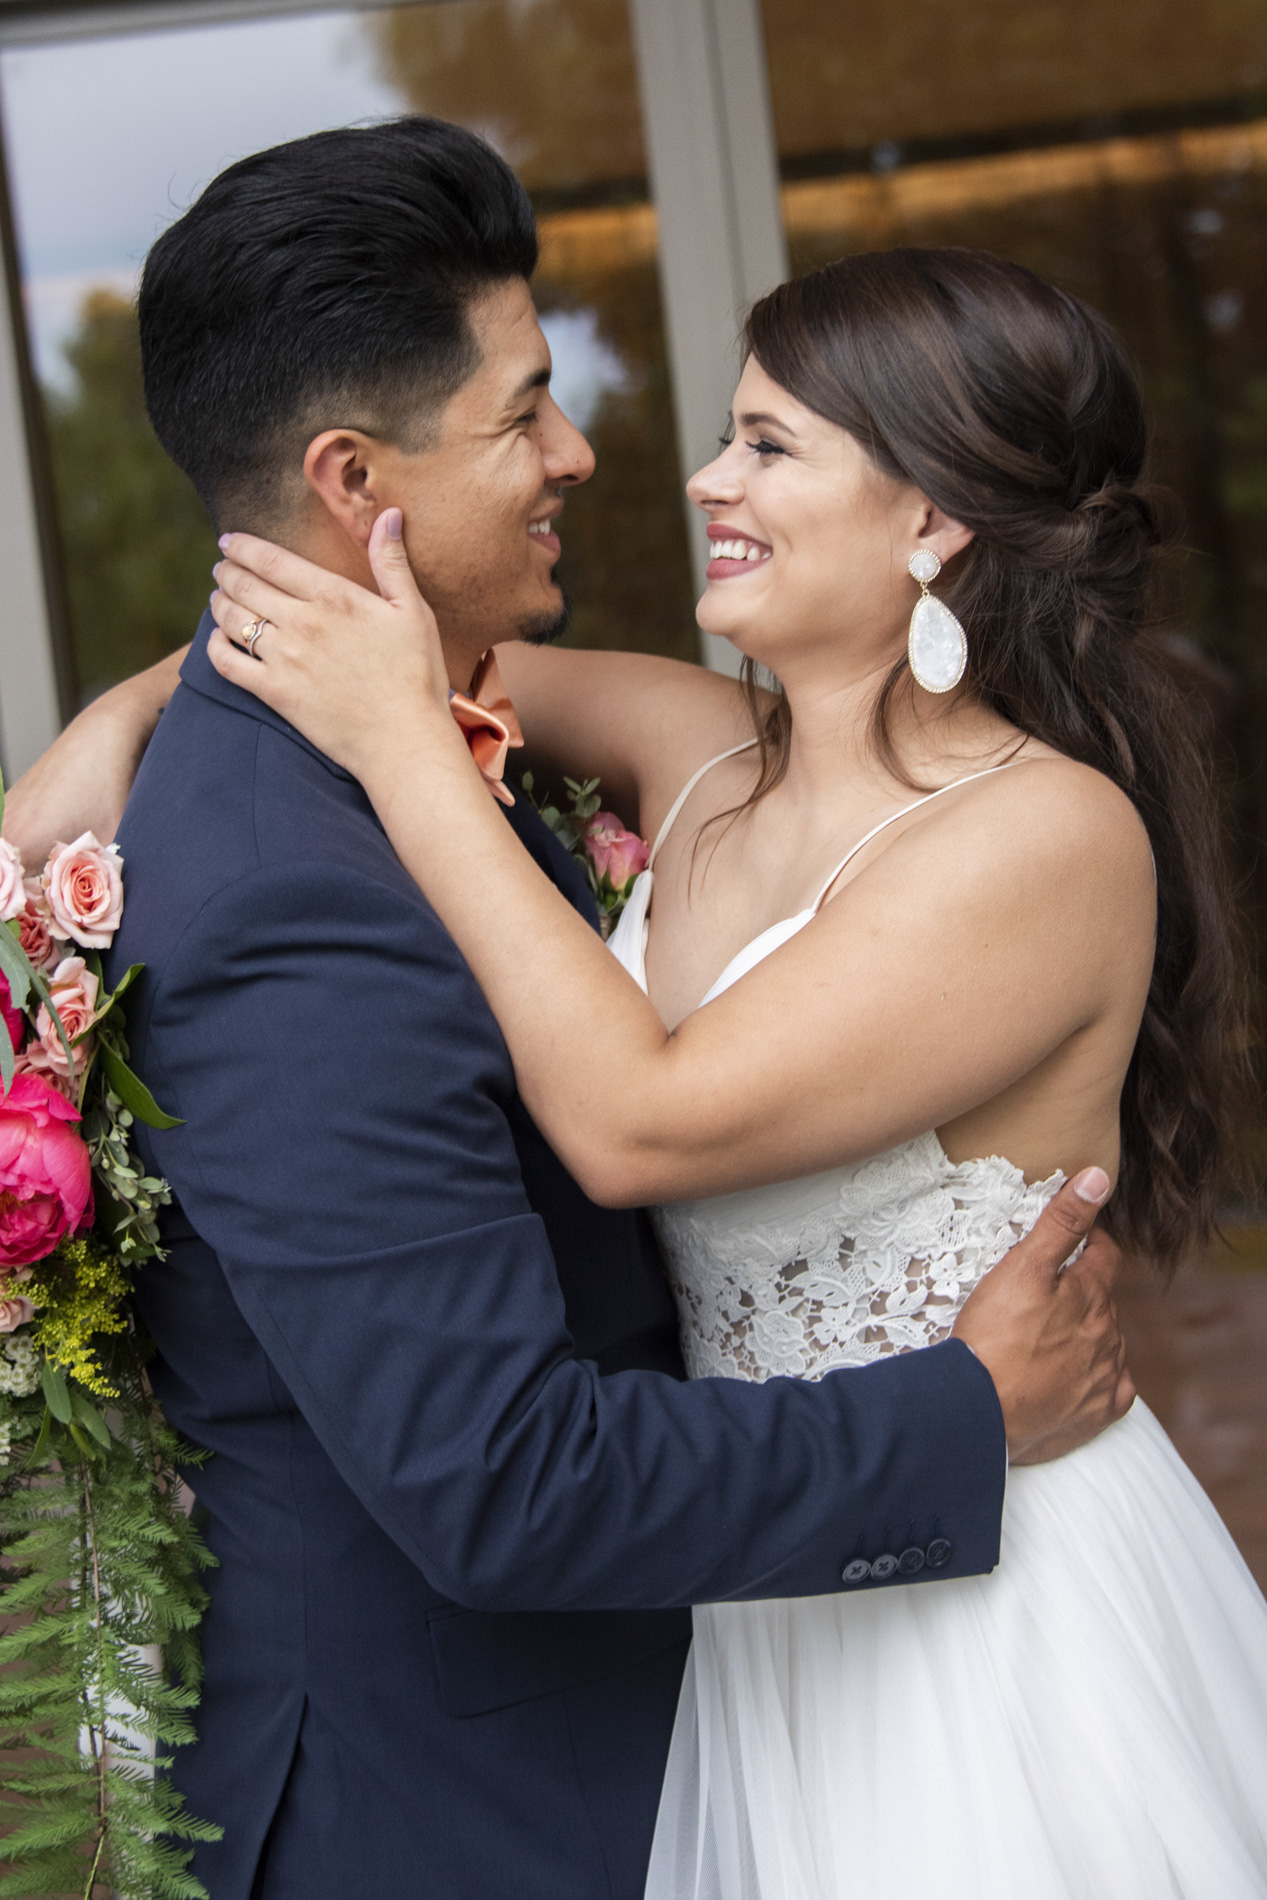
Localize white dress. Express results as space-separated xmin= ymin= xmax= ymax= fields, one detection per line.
xmin=607 ymin=746 xmax=1267 ymax=1900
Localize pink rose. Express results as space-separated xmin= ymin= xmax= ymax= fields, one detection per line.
xmin=0 ymin=1071 xmax=92 ymax=1267
xmin=0 ymin=838 xmax=25 ymax=924
xmin=0 ymin=1295 xmax=35 ymax=1333
xmin=31 ymin=957 xmax=100 ymax=1079
xmin=17 ymin=881 xmax=60 ymax=971
xmin=42 ymin=832 xmax=123 ymax=950
xmin=584 ymin=813 xmax=650 ymax=893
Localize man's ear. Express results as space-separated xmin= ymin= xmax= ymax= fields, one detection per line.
xmin=303 ymin=429 xmax=387 ymax=545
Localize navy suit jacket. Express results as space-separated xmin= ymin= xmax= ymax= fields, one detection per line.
xmin=108 ymin=619 xmax=1006 ymax=1899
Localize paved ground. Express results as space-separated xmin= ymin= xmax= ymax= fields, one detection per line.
xmin=1117 ymin=1229 xmax=1267 ymax=1590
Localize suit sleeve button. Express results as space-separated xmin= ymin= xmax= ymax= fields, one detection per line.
xmin=897 ymin=1546 xmax=926 ymax=1576
xmin=841 ymin=1558 xmax=872 ymax=1583
xmin=869 ymin=1552 xmax=899 ymax=1580
xmin=925 ymin=1537 xmax=953 ymax=1568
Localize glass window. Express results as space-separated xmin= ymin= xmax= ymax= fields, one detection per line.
xmin=0 ymin=0 xmax=696 ymax=705
xmin=762 ymin=0 xmax=1267 ymax=1209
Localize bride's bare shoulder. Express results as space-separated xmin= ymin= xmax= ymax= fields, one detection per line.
xmin=881 ymin=749 xmax=1157 ymax=922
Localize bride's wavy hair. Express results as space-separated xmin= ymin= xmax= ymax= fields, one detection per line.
xmin=737 ymin=246 xmax=1250 ymax=1270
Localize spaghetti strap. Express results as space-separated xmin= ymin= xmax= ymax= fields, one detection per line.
xmin=810 ymin=758 xmax=1030 ymax=913
xmin=648 ymin=739 xmax=759 ymax=869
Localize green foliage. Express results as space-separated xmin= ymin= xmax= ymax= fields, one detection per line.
xmin=0 ymin=1338 xmax=219 ymax=1899
xmin=44 ymin=292 xmax=218 ymax=702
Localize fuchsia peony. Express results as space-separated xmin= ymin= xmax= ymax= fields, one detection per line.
xmin=0 ymin=837 xmax=26 ymax=925
xmin=42 ymin=832 xmax=123 ymax=950
xmin=0 ymin=1071 xmax=92 ymax=1267
xmin=584 ymin=813 xmax=650 ymax=892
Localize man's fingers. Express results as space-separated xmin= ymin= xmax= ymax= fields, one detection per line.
xmin=995 ymin=1168 xmax=1112 ymax=1285
xmin=217 ymin=530 xmax=330 ymax=601
xmin=1114 ymin=1366 xmax=1137 ymax=1420
xmin=1062 ymin=1225 xmax=1124 ymax=1300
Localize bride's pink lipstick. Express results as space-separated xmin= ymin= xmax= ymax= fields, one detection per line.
xmin=706 ymin=523 xmax=772 ymax=579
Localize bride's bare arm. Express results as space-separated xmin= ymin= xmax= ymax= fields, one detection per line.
xmin=493 ymin=642 xmax=752 ymax=836
xmin=209 ymin=519 xmax=1156 ymax=1209
xmin=2 ymin=646 xmax=186 ymax=862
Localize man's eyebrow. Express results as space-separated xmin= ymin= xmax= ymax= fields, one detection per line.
xmin=506 ymin=365 xmax=552 ymax=407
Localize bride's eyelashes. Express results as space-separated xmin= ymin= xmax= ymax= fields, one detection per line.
xmin=747 ymin=436 xmax=786 ymax=460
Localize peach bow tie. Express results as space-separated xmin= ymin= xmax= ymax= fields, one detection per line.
xmin=449 ymin=650 xmax=524 ymax=807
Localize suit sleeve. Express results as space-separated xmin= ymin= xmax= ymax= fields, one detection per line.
xmin=140 ymin=860 xmax=1006 ymax=1612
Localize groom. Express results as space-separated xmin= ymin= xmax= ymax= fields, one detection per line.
xmin=11 ymin=119 xmax=1128 ymax=1898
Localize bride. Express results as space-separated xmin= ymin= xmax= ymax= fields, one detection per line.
xmin=29 ymin=248 xmax=1267 ymax=1893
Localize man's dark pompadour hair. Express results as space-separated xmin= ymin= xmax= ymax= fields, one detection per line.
xmin=139 ymin=116 xmax=538 ymax=525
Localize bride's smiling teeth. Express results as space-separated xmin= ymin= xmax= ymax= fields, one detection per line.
xmin=709 ymin=534 xmax=771 ymax=563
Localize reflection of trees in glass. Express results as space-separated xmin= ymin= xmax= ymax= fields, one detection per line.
xmin=535 ymin=262 xmax=698 ymax=663
xmin=368 ymin=0 xmax=645 ymax=194
xmin=763 ymin=0 xmax=1266 ymax=160
xmin=44 ymin=292 xmax=217 ymax=702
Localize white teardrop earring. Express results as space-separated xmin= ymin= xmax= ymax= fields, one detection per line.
xmin=906 ymin=550 xmax=967 ymax=693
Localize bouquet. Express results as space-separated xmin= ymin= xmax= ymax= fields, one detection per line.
xmin=521 ymin=774 xmax=649 ymax=938
xmin=0 ymin=789 xmax=218 ymax=1898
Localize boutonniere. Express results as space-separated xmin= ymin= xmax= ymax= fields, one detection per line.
xmin=521 ymin=774 xmax=650 ymax=940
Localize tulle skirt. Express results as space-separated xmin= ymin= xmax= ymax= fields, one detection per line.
xmin=646 ymin=1401 xmax=1267 ymax=1899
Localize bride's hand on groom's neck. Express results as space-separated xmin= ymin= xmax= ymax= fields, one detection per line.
xmin=208 ymin=510 xmax=461 ymax=787
xmin=954 ymin=1167 xmax=1136 ymax=1465
xmin=2 ymin=645 xmax=187 ymax=865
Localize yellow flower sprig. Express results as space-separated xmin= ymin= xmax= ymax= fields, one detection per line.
xmin=25 ymin=1233 xmax=132 ymax=1399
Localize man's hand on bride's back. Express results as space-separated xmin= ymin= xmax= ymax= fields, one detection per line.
xmin=953 ymin=1167 xmax=1135 ymax=1464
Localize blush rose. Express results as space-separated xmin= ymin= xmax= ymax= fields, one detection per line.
xmin=0 ymin=838 xmax=26 ymax=925
xmin=584 ymin=814 xmax=650 ymax=893
xmin=0 ymin=1071 xmax=93 ymax=1267
xmin=29 ymin=957 xmax=100 ymax=1079
xmin=42 ymin=832 xmax=124 ymax=950
xmin=18 ymin=882 xmax=61 ymax=972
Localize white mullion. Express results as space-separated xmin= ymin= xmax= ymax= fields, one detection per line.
xmin=629 ymin=0 xmax=786 ymax=673
xmin=0 ymin=107 xmax=63 ymax=779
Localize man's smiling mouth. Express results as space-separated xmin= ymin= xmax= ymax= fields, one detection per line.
xmin=528 ymin=515 xmax=561 ymax=555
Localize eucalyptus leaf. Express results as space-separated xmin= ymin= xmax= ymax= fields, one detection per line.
xmin=0 ymin=919 xmax=32 ymax=1015
xmin=25 ymin=1405 xmax=51 ymax=1470
xmin=69 ymin=1388 xmax=113 ymax=1450
xmin=40 ymin=1359 xmax=72 ymax=1424
xmin=97 ymin=1039 xmax=183 ymax=1130
xmin=95 ymin=962 xmax=143 ymax=1024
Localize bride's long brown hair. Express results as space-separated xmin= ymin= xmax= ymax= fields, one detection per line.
xmin=734 ymin=246 xmax=1249 ymax=1270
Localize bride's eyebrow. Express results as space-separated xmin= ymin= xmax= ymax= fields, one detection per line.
xmin=737 ymin=410 xmax=798 ymax=437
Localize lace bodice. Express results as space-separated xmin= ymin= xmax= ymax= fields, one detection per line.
xmin=606 ymin=746 xmax=1061 ymax=1383
xmin=651 ymin=1135 xmax=1062 ymax=1382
